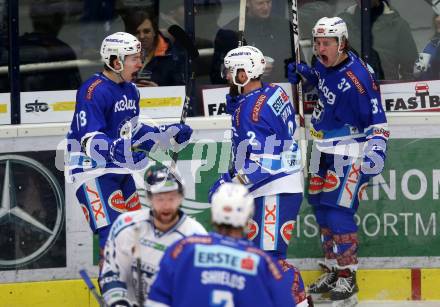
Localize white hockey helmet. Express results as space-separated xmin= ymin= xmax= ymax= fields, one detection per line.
xmin=223 ymin=45 xmax=266 ymax=87
xmin=312 ymin=17 xmax=348 ymax=42
xmin=100 ymin=32 xmax=141 ymax=73
xmin=211 ymin=183 xmax=254 ymax=228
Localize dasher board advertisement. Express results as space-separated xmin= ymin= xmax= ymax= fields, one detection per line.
xmin=20 ymin=86 xmax=186 ymax=123
xmin=0 ymin=93 xmax=11 ymax=125
xmin=381 ymin=80 xmax=440 ymax=112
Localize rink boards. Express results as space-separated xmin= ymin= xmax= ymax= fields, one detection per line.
xmin=0 ymin=114 xmax=440 ymax=306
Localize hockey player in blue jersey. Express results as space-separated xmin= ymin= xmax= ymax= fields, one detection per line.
xmin=67 ymin=32 xmax=192 ymax=267
xmin=146 ymin=183 xmax=296 ymax=307
xmin=287 ymin=17 xmax=389 ymax=303
xmin=208 ymin=45 xmax=308 ymax=305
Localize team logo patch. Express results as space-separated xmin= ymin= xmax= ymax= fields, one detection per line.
xmin=247 ymin=219 xmax=259 ymax=241
xmin=126 ymin=192 xmax=141 ymax=211
xmin=80 ymin=204 xmax=90 ymax=224
xmin=323 ymin=170 xmax=340 ymax=192
xmin=280 ymin=220 xmax=295 ymax=245
xmin=358 ymin=182 xmax=369 ymax=201
xmin=308 ymin=174 xmax=324 ymax=194
xmin=108 ymin=190 xmax=126 ymax=213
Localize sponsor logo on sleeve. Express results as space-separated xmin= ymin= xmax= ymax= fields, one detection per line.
xmin=346 ymin=71 xmax=365 ymax=94
xmin=86 ymin=79 xmax=102 ymax=100
xmin=252 ymin=94 xmax=267 ymax=122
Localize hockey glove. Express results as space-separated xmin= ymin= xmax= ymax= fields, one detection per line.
xmin=287 ymin=62 xmax=318 ymax=86
xmin=165 ymin=123 xmax=193 ymax=145
xmin=132 ymin=123 xmax=161 ymax=152
xmin=361 ymin=139 xmax=387 ymax=177
xmin=208 ymin=172 xmax=233 ymax=203
xmin=110 ymin=137 xmax=147 ymax=168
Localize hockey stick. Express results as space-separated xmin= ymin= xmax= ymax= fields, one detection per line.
xmin=289 ymin=0 xmax=308 ymax=178
xmin=238 ymin=0 xmax=246 ymax=47
xmin=133 ymin=225 xmax=144 ymax=306
xmin=166 ymin=25 xmax=198 ymax=169
xmin=79 ymin=269 xmax=105 ymax=307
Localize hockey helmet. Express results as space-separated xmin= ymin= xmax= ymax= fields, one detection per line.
xmin=211 ymin=183 xmax=254 ymax=228
xmin=100 ymin=32 xmax=141 ymax=72
xmin=312 ymin=17 xmax=348 ymax=42
xmin=223 ymin=45 xmax=266 ymax=87
xmin=145 ymin=165 xmax=184 ymax=196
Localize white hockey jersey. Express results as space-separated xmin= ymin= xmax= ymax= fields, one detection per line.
xmin=99 ymin=208 xmax=207 ymax=306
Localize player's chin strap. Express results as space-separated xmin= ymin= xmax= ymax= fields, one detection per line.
xmin=106 ymin=60 xmax=127 ymax=83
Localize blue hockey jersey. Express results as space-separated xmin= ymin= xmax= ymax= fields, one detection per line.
xmin=66 ymin=73 xmax=149 ymax=183
xmin=230 ymin=83 xmax=303 ymax=198
xmin=145 ymin=232 xmax=295 ymax=307
xmin=308 ymin=51 xmax=389 ymax=157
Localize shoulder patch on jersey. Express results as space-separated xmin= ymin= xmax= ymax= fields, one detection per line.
xmin=86 ymin=79 xmax=103 ymax=100
xmin=346 ymin=70 xmax=365 ymax=94
xmin=246 ymin=246 xmax=282 ymax=280
xmin=266 ymin=88 xmax=288 ymax=116
xmin=171 ymin=236 xmax=212 ymax=259
xmin=252 ymin=94 xmax=267 ymax=122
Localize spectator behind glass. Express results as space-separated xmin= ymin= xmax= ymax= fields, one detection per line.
xmin=414 ymin=13 xmax=440 ymax=80
xmin=0 ymin=1 xmax=82 ymax=92
xmin=339 ymin=0 xmax=418 ymax=81
xmin=158 ymin=0 xmax=216 ymax=49
xmin=126 ymin=10 xmax=185 ymax=87
xmin=210 ymin=0 xmax=292 ymax=83
xmin=299 ymin=0 xmax=336 ymax=40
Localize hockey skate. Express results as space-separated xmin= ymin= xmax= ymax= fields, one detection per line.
xmin=330 ymin=269 xmax=359 ymax=307
xmin=308 ymin=262 xmax=338 ymax=302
